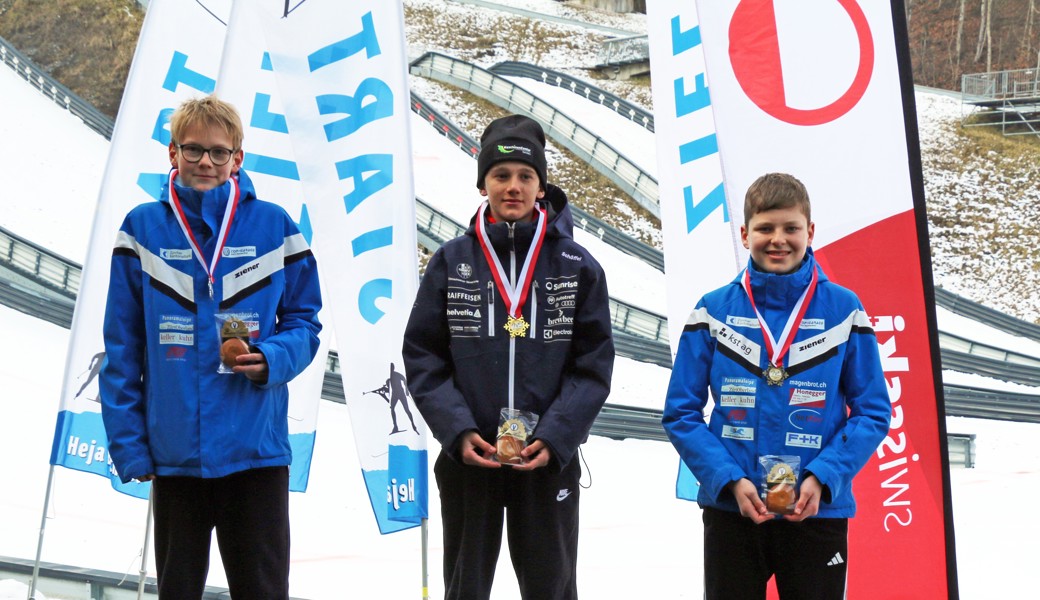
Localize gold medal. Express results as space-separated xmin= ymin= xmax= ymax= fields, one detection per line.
xmin=767 ymin=461 xmax=796 ymax=484
xmin=220 ymin=317 xmax=248 ymax=340
xmin=504 ymin=314 xmax=529 ymax=338
xmin=764 ymin=364 xmax=788 ymax=386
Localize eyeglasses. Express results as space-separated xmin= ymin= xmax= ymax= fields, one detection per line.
xmin=176 ymin=143 xmax=237 ymax=166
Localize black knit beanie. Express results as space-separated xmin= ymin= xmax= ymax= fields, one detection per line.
xmin=475 ymin=115 xmax=547 ymax=190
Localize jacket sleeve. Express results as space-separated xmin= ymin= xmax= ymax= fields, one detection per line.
xmin=99 ymin=222 xmax=153 ymax=483
xmin=402 ymin=249 xmax=479 ymax=456
xmin=254 ymin=225 xmax=322 ymax=388
xmin=805 ymin=307 xmax=892 ymax=503
xmin=662 ymin=305 xmax=747 ymax=503
xmin=533 ymin=260 xmax=615 ymax=470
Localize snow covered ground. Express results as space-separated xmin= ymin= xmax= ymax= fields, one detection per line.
xmin=3 ymin=1 xmax=1040 ymax=597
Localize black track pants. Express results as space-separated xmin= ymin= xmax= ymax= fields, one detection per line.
xmin=152 ymin=466 xmax=290 ymax=600
xmin=435 ymin=451 xmax=581 ymax=600
xmin=702 ymin=506 xmax=848 ymax=600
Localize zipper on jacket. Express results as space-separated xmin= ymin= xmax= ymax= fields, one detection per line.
xmin=529 ymin=280 xmax=538 ymax=338
xmin=487 ymin=281 xmax=495 ymax=337
xmin=507 ymin=222 xmax=517 ymax=411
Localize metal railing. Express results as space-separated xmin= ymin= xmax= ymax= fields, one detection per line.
xmin=488 ymin=61 xmax=654 ymax=132
xmin=935 ymin=287 xmax=1040 ymax=343
xmin=0 ymin=35 xmax=114 ymax=139
xmin=0 ymin=222 xmax=671 ymax=368
xmin=409 ymin=52 xmax=661 ymax=218
xmin=409 ymin=90 xmax=664 ymax=271
xmin=0 ymin=227 xmax=80 ymax=299
xmin=962 ymin=68 xmax=1040 ymax=101
xmin=938 ymin=331 xmax=1040 ymax=368
xmin=595 ymin=34 xmax=651 ymax=68
xmin=9 ymin=229 xmax=1040 ymax=423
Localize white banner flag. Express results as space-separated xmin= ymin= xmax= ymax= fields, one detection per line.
xmin=650 ymin=0 xmax=956 ymax=596
xmin=52 ymin=0 xmax=232 ymax=498
xmin=216 ymin=3 xmax=332 ymax=493
xmin=237 ymin=0 xmax=428 ymax=534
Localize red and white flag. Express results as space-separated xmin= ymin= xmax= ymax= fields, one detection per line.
xmin=648 ymin=1 xmax=958 ymax=597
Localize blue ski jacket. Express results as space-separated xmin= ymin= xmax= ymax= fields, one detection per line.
xmin=663 ymin=250 xmax=890 ymax=518
xmin=99 ymin=170 xmax=322 ymax=483
xmin=402 ymin=185 xmax=614 ymax=469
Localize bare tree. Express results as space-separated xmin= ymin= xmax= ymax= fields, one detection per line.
xmin=986 ymin=0 xmax=993 ymax=72
xmin=956 ymin=0 xmax=967 ymax=70
xmin=975 ymin=0 xmax=987 ymax=63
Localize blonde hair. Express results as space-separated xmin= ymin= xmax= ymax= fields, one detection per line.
xmin=170 ymin=95 xmax=244 ymax=150
xmin=743 ymin=172 xmax=811 ymax=226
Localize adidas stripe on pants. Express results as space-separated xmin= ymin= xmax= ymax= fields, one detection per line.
xmin=702 ymin=506 xmax=848 ymax=600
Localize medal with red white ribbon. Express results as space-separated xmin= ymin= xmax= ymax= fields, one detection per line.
xmin=167 ymin=170 xmax=241 ymax=299
xmin=475 ymin=201 xmax=547 ymax=338
xmin=741 ymin=266 xmax=818 ymax=386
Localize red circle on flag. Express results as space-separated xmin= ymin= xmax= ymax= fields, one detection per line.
xmin=728 ymin=0 xmax=874 ymax=125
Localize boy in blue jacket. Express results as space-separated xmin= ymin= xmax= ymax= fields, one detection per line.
xmin=99 ymin=96 xmax=322 ymax=599
xmin=663 ymin=173 xmax=890 ymax=599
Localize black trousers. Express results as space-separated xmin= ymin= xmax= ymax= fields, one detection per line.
xmin=702 ymin=507 xmax=848 ymax=600
xmin=435 ymin=451 xmax=581 ymax=600
xmin=151 ymin=466 xmax=290 ymax=600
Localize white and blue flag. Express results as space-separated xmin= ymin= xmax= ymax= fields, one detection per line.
xmin=235 ymin=0 xmax=428 ymax=534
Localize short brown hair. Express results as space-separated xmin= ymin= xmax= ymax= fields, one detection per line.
xmin=743 ymin=173 xmax=811 ymax=226
xmin=170 ymin=95 xmax=244 ymax=150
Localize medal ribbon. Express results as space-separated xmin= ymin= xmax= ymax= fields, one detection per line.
xmin=475 ymin=201 xmax=547 ymax=319
xmin=741 ymin=266 xmax=818 ymax=369
xmin=167 ymin=169 xmax=241 ymax=299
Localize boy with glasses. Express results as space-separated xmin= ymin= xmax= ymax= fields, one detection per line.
xmin=99 ymin=95 xmax=322 ymax=599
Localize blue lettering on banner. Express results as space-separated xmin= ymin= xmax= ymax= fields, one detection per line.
xmin=317 ymin=78 xmax=394 ymax=141
xmin=290 ymin=11 xmax=400 ymax=324
xmin=359 ymin=278 xmax=392 ymax=324
xmin=243 ymin=154 xmax=300 ymax=180
xmin=162 ymin=51 xmax=216 ymax=94
xmin=336 ymin=154 xmax=393 ymax=213
xmin=669 ymin=16 xmax=727 ymax=233
xmin=352 ymin=226 xmax=393 ymax=257
xmin=307 ymin=11 xmax=381 ymax=71
xmin=251 ymin=93 xmax=289 ymax=133
xmin=297 ymin=205 xmax=313 ymax=246
xmin=152 ymin=108 xmax=174 ymax=145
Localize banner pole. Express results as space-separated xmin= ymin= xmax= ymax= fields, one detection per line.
xmin=421 ymin=518 xmax=429 ymax=600
xmin=137 ymin=489 xmax=154 ymax=600
xmin=28 ymin=465 xmax=56 ymax=600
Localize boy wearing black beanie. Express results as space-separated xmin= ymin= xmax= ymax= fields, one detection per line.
xmin=404 ymin=115 xmax=615 ymax=600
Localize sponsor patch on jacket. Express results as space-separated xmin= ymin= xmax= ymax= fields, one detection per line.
xmin=789 ymin=388 xmax=827 ymax=407
xmin=719 ymin=394 xmax=755 ymax=408
xmin=800 ymin=318 xmax=825 ymax=330
xmin=159 ymin=332 xmax=194 ymax=346
xmin=725 ymin=316 xmax=759 ymax=328
xmin=160 ymin=315 xmax=194 ymax=332
xmin=788 ymin=408 xmax=824 ymax=430
xmin=786 ymin=432 xmax=822 ymax=449
xmin=222 ymin=246 xmax=256 ymax=258
xmin=160 ymin=248 xmax=193 ymax=261
xmin=721 ymin=381 xmax=756 ymax=395
xmin=561 ymin=251 xmax=582 ymax=262
xmin=722 ymin=425 xmax=754 ymax=441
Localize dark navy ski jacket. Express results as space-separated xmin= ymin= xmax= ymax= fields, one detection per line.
xmin=403 ymin=185 xmax=614 ymax=469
